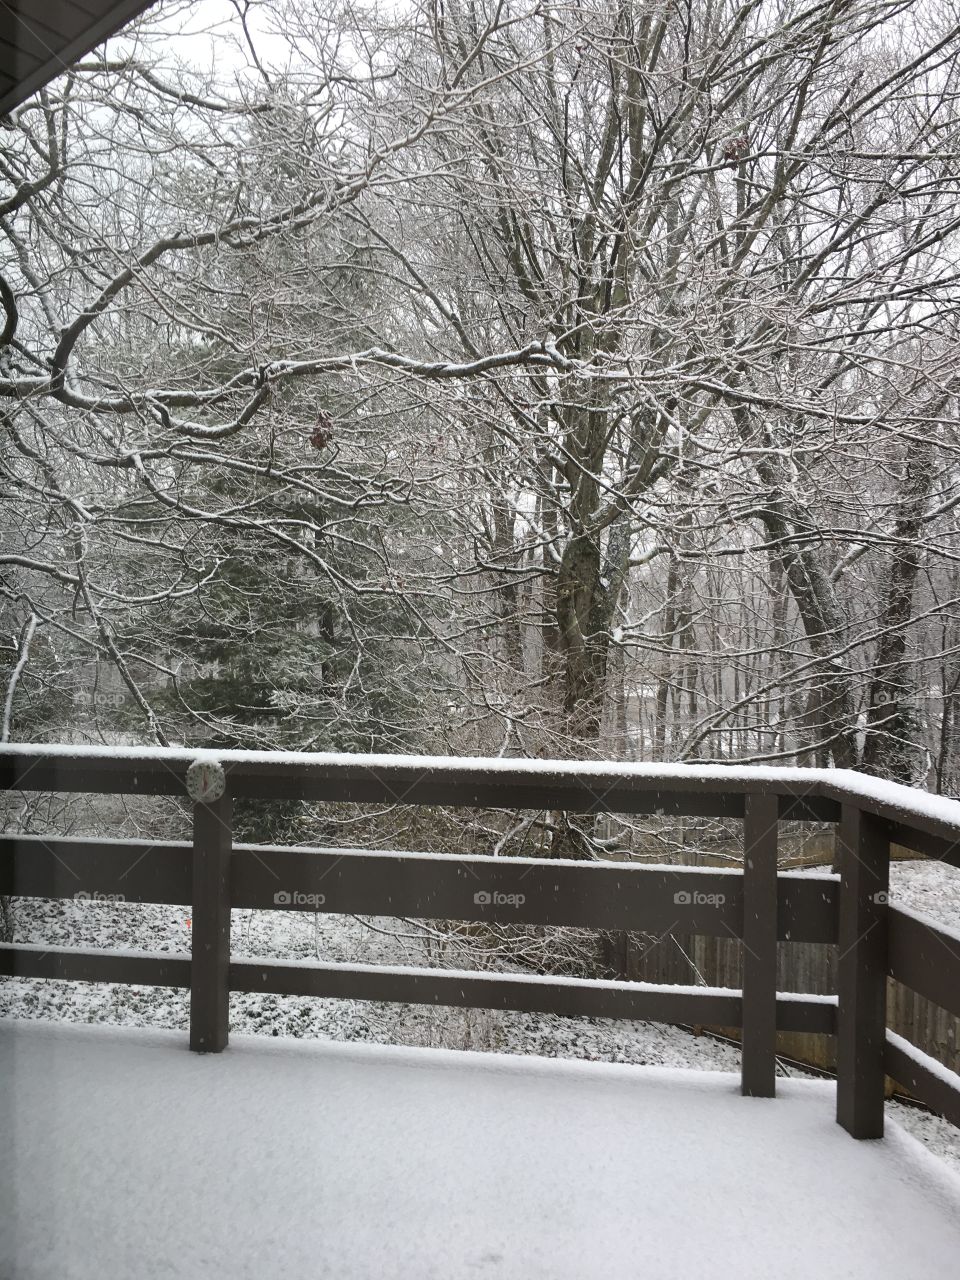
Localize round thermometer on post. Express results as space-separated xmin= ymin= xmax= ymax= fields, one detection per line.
xmin=186 ymin=758 xmax=226 ymax=804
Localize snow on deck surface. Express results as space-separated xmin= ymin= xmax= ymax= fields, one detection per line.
xmin=3 ymin=1023 xmax=960 ymax=1280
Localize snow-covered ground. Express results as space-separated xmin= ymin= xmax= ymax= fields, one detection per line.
xmin=888 ymin=855 xmax=960 ymax=924
xmin=3 ymin=1018 xmax=960 ymax=1280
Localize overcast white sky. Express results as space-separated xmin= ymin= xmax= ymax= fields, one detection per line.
xmin=107 ymin=0 xmax=297 ymax=85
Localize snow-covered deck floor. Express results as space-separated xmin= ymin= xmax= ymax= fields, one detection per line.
xmin=3 ymin=1019 xmax=960 ymax=1279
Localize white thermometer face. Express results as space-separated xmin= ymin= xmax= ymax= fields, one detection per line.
xmin=186 ymin=759 xmax=226 ymax=804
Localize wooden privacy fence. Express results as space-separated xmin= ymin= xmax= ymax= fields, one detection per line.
xmin=1 ymin=746 xmax=960 ymax=1139
xmin=619 ymin=931 xmax=960 ymax=1078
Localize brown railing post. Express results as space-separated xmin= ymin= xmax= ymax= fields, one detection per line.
xmin=836 ymin=802 xmax=889 ymax=1137
xmin=741 ymin=793 xmax=779 ymax=1097
xmin=189 ymin=768 xmax=232 ymax=1053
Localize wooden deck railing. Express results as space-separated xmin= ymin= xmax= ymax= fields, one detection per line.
xmin=2 ymin=745 xmax=959 ymax=1139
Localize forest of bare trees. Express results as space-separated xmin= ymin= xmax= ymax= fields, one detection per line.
xmin=4 ymin=0 xmax=960 ymax=808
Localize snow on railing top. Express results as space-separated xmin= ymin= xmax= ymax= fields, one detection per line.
xmin=2 ymin=742 xmax=960 ymax=836
xmin=0 ymin=740 xmax=836 ymax=777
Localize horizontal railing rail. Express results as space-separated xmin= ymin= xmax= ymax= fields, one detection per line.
xmin=0 ymin=746 xmax=838 ymax=815
xmin=887 ymin=907 xmax=960 ymax=1020
xmin=1 ymin=743 xmax=959 ymax=1139
xmin=0 ymin=835 xmax=840 ymax=940
xmin=0 ymin=944 xmax=839 ymax=1034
